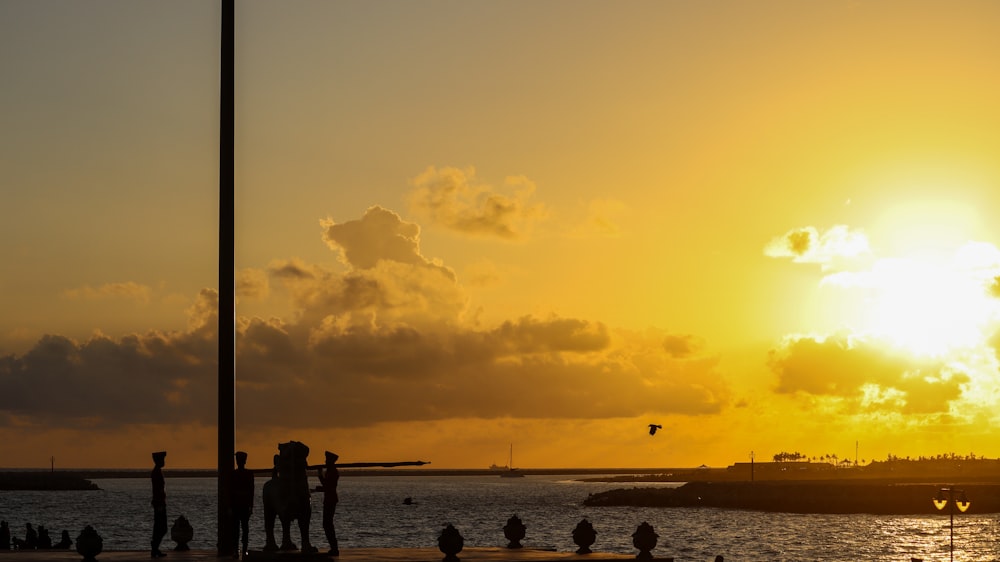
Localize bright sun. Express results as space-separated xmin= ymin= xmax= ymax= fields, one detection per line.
xmin=825 ymin=242 xmax=1000 ymax=357
xmin=863 ymin=257 xmax=989 ymax=355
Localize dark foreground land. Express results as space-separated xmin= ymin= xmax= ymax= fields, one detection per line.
xmin=584 ymin=480 xmax=1000 ymax=514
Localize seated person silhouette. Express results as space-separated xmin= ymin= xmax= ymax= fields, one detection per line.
xmin=13 ymin=523 xmax=38 ymax=550
xmin=53 ymin=530 xmax=72 ymax=549
xmin=37 ymin=526 xmax=51 ymax=549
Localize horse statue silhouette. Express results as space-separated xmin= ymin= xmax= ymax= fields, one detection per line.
xmin=255 ymin=442 xmax=429 ymax=552
xmin=262 ymin=441 xmax=316 ymax=553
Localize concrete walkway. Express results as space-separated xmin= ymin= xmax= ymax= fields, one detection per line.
xmin=0 ymin=548 xmax=650 ymax=562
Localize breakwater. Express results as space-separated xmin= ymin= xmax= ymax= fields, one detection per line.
xmin=583 ymin=480 xmax=1000 ymax=514
xmin=0 ymin=472 xmax=99 ymax=491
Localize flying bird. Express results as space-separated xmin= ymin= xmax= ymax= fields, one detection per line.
xmin=648 ymin=424 xmax=662 ymax=436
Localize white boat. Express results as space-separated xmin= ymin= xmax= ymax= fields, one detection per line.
xmin=499 ymin=443 xmax=524 ymax=478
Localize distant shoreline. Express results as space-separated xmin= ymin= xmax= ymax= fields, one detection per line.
xmin=5 ymin=458 xmax=998 ymax=489
xmin=0 ymin=467 xmax=686 ymax=480
xmin=0 ymin=467 xmax=685 ymax=490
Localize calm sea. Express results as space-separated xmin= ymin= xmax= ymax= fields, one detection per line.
xmin=1 ymin=475 xmax=998 ymax=561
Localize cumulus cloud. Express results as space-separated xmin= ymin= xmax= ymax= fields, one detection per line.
xmin=662 ymin=334 xmax=700 ymax=358
xmin=0 ymin=290 xmax=219 ymax=428
xmin=236 ymin=268 xmax=269 ymax=300
xmin=269 ymin=258 xmax=318 ymax=280
xmin=321 ymin=205 xmax=437 ymax=270
xmin=768 ymin=334 xmax=969 ymax=414
xmin=0 ymin=207 xmax=729 ymax=431
xmin=235 ymin=318 xmax=727 ymax=428
xmin=407 ymin=166 xmax=547 ymax=239
xmin=0 ymin=301 xmax=728 ymax=430
xmin=62 ymin=282 xmax=152 ymax=303
xmin=764 ymin=225 xmax=870 ymax=266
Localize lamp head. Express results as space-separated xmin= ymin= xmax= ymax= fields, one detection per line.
xmin=956 ymin=491 xmax=971 ymax=513
xmin=933 ymin=489 xmax=948 ymax=511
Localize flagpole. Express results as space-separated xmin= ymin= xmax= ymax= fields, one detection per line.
xmin=218 ymin=0 xmax=236 ymax=554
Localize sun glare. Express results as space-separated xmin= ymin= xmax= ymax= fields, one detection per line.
xmin=866 ymin=259 xmax=985 ymax=355
xmin=824 ymin=242 xmax=1000 ymax=357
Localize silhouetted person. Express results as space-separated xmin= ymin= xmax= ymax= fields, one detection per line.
xmin=0 ymin=520 xmax=9 ymax=550
xmin=20 ymin=523 xmax=38 ymax=549
xmin=230 ymin=451 xmax=254 ymax=558
xmin=648 ymin=424 xmax=662 ymax=436
xmin=317 ymin=451 xmax=340 ymax=556
xmin=262 ymin=453 xmax=283 ymax=552
xmin=151 ymin=451 xmax=168 ymax=558
xmin=53 ymin=530 xmax=72 ymax=549
xmin=37 ymin=526 xmax=51 ymax=549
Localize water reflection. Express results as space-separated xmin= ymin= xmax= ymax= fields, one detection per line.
xmin=1 ymin=476 xmax=997 ymax=561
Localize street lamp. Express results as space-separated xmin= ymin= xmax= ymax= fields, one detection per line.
xmin=932 ymin=487 xmax=970 ymax=562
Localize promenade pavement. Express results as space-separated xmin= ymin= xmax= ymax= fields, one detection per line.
xmin=0 ymin=548 xmax=647 ymax=562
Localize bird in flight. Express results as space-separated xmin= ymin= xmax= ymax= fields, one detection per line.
xmin=648 ymin=424 xmax=662 ymax=436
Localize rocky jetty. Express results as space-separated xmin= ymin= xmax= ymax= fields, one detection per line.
xmin=583 ymin=480 xmax=1000 ymax=514
xmin=0 ymin=472 xmax=100 ymax=491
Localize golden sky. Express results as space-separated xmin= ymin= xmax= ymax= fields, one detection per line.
xmin=2 ymin=0 xmax=1000 ymax=469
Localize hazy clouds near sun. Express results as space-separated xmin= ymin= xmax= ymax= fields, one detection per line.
xmin=765 ymin=225 xmax=870 ymax=266
xmin=769 ymin=334 xmax=968 ymax=415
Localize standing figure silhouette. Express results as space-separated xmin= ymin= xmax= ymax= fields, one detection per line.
xmin=317 ymin=451 xmax=340 ymax=557
xmin=230 ymin=451 xmax=254 ymax=558
xmin=150 ymin=451 xmax=167 ymax=558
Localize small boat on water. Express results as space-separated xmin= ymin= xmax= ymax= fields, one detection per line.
xmin=499 ymin=443 xmax=524 ymax=478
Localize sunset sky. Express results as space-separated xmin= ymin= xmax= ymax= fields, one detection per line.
xmin=3 ymin=0 xmax=1000 ymax=469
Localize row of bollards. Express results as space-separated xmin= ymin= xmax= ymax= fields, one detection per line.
xmin=50 ymin=516 xmax=720 ymax=561
xmin=441 ymin=515 xmax=721 ymax=561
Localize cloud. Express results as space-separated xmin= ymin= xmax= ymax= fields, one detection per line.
xmin=407 ymin=166 xmax=547 ymax=239
xmin=662 ymin=334 xmax=700 ymax=358
xmin=236 ymin=268 xmax=269 ymax=300
xmin=268 ymin=258 xmax=318 ymax=280
xmin=235 ymin=318 xmax=727 ymax=428
xmin=0 ymin=207 xmax=729 ymax=432
xmin=568 ymin=198 xmax=629 ymax=238
xmin=768 ymin=334 xmax=969 ymax=415
xmin=61 ymin=282 xmax=152 ymax=303
xmin=0 ymin=300 xmax=728 ymax=430
xmin=764 ymin=225 xmax=870 ymax=266
xmin=321 ymin=205 xmax=437 ymax=270
xmin=0 ymin=290 xmax=219 ymax=428
xmin=462 ymin=259 xmax=502 ymax=288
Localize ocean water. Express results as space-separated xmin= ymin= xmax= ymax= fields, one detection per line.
xmin=1 ymin=475 xmax=999 ymax=561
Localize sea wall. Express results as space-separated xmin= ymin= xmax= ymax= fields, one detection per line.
xmin=583 ymin=480 xmax=1000 ymax=514
xmin=0 ymin=472 xmax=100 ymax=491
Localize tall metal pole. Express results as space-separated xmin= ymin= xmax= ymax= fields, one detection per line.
xmin=218 ymin=0 xmax=236 ymax=554
xmin=949 ymin=499 xmax=954 ymax=562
